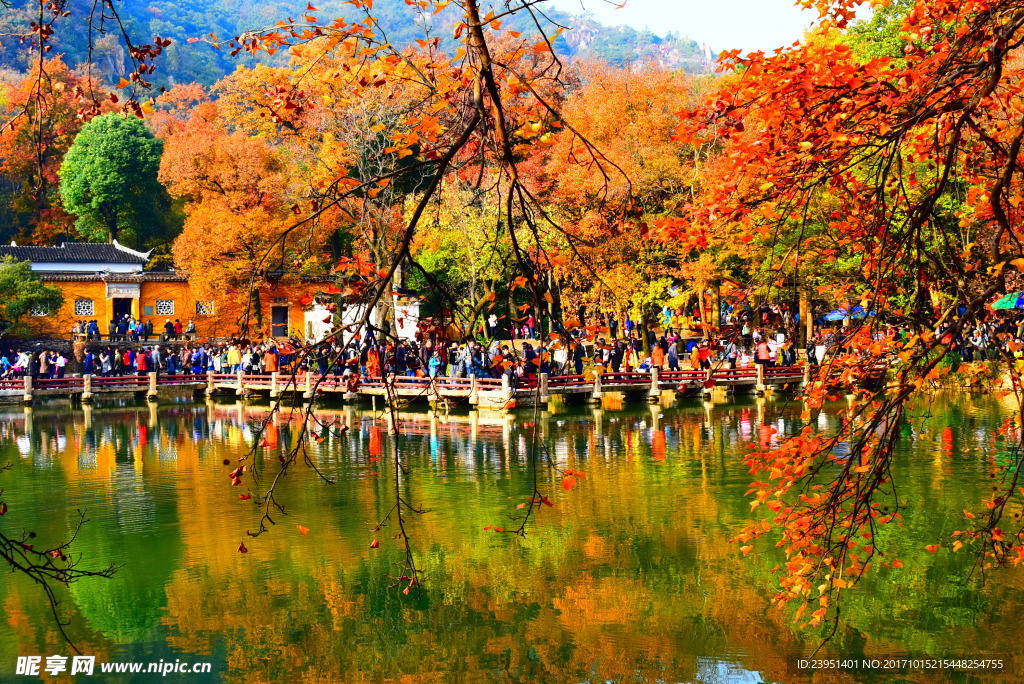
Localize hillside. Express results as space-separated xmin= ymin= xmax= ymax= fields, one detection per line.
xmin=0 ymin=0 xmax=714 ymax=86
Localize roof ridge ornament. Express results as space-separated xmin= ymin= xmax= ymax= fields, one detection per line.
xmin=111 ymin=240 xmax=153 ymax=261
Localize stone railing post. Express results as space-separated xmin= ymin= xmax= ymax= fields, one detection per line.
xmin=22 ymin=375 xmax=32 ymax=405
xmin=147 ymin=371 xmax=158 ymax=401
xmin=469 ymin=376 xmax=480 ymax=405
xmin=756 ymin=362 xmax=767 ymax=394
xmin=270 ymin=371 xmax=280 ymax=398
xmin=539 ymin=372 xmax=550 ymax=403
xmin=647 ymin=366 xmax=659 ymax=401
xmin=206 ymin=369 xmax=216 ymax=396
xmin=303 ymin=372 xmax=314 ymax=400
xmin=81 ymin=374 xmax=93 ymax=403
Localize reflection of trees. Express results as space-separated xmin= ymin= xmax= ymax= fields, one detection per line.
xmin=0 ymin=396 xmax=1023 ymax=680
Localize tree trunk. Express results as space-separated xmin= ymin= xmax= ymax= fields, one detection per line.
xmin=799 ymin=288 xmax=811 ymax=346
xmin=711 ymin=282 xmax=722 ymax=330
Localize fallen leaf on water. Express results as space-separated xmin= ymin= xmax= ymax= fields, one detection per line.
xmin=239 ymin=494 xmax=252 ymax=500
xmin=370 ymin=539 xmax=380 ymax=548
xmin=925 ymin=544 xmax=939 ymax=554
xmin=238 ymin=542 xmax=248 ymax=554
xmin=297 ymin=525 xmax=310 ymax=536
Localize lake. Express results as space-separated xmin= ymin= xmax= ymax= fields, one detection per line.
xmin=0 ymin=392 xmax=1020 ymax=683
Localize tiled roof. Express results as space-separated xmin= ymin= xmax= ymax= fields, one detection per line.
xmin=0 ymin=241 xmax=149 ymax=264
xmin=40 ymin=272 xmax=187 ymax=282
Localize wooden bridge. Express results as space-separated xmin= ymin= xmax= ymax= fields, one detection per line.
xmin=0 ymin=364 xmax=811 ymax=408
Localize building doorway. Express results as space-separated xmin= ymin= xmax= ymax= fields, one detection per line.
xmin=112 ymin=298 xmax=133 ymax=322
xmin=271 ymin=306 xmax=288 ymax=338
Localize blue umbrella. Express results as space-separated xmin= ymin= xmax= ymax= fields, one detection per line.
xmin=823 ymin=306 xmax=876 ymax=321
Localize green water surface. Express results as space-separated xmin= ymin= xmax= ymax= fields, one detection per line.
xmin=0 ymin=393 xmax=1019 ymax=683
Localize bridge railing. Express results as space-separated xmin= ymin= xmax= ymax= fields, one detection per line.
xmin=91 ymin=376 xmax=148 ymax=389
xmin=34 ymin=377 xmax=85 ymax=391
xmin=599 ymin=372 xmax=650 ymax=385
xmin=548 ymin=374 xmax=590 ymax=388
xmin=0 ymin=378 xmax=25 ymax=392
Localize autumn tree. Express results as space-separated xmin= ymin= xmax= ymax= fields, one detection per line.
xmin=0 ymin=59 xmax=95 ymax=244
xmin=161 ymin=100 xmax=332 ymax=328
xmin=537 ymin=62 xmax=704 ymax=340
xmin=670 ymin=0 xmax=1024 ymax=632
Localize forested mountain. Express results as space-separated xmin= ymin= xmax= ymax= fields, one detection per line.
xmin=0 ymin=0 xmax=713 ymax=86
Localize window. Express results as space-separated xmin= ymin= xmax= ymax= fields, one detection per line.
xmin=30 ymin=306 xmax=50 ymax=317
xmin=196 ymin=300 xmax=215 ymax=316
xmin=155 ymin=299 xmax=175 ymax=316
xmin=74 ymin=299 xmax=94 ymax=316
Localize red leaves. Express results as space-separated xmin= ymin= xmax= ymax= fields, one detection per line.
xmin=370 ymin=539 xmax=380 ymax=548
xmin=925 ymin=544 xmax=940 ymax=554
xmin=238 ymin=494 xmax=252 ymax=500
xmin=560 ymin=476 xmax=577 ymax=491
xmin=483 ymin=525 xmax=506 ymax=532
xmin=228 ymin=464 xmax=245 ymax=486
xmin=297 ymin=525 xmax=310 ymax=536
xmin=0 ymin=502 xmax=6 ymax=516
xmin=238 ymin=542 xmax=248 ymax=554
xmin=299 ymin=294 xmax=314 ymax=306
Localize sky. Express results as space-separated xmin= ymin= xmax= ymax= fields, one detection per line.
xmin=546 ymin=0 xmax=820 ymax=54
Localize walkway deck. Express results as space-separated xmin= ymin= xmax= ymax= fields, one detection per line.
xmin=0 ymin=364 xmax=812 ymax=408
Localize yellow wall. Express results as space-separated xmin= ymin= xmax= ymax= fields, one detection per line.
xmin=25 ymin=278 xmax=319 ymax=340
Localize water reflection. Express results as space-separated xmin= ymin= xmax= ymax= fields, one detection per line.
xmin=0 ymin=393 xmax=1020 ymax=682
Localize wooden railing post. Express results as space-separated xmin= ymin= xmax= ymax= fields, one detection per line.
xmin=22 ymin=375 xmax=32 ymax=405
xmin=147 ymin=371 xmax=159 ymax=401
xmin=539 ymin=372 xmax=549 ymax=403
xmin=81 ymin=374 xmax=93 ymax=403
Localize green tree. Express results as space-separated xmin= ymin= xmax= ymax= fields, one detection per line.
xmin=0 ymin=257 xmax=63 ymax=337
xmin=58 ymin=113 xmax=168 ymax=247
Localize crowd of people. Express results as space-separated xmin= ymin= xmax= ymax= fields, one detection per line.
xmin=70 ymin=315 xmax=198 ymax=342
xmin=15 ymin=300 xmax=1015 ymax=384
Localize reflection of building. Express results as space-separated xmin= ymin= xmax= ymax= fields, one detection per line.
xmin=1 ymin=241 xmax=420 ymax=340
